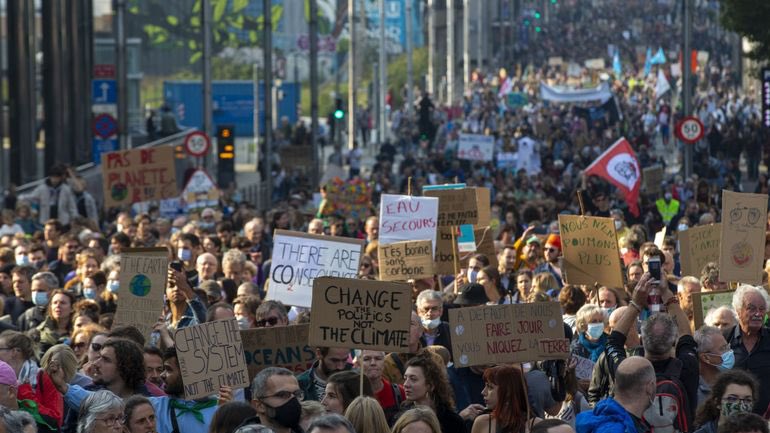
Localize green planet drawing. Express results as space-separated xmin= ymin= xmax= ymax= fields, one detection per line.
xmin=129 ymin=274 xmax=151 ymax=297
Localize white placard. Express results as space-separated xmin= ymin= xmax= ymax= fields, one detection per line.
xmin=379 ymin=194 xmax=439 ymax=255
xmin=457 ymin=134 xmax=495 ymax=162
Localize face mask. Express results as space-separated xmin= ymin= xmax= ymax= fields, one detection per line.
xmin=677 ymin=224 xmax=688 ymax=232
xmin=178 ymin=248 xmax=192 ymax=262
xmin=264 ymin=397 xmax=302 ymax=428
xmin=714 ymin=350 xmax=735 ymax=371
xmin=421 ymin=318 xmax=441 ymax=330
xmin=236 ymin=316 xmax=251 ymax=330
xmin=16 ymin=255 xmax=29 ymax=265
xmin=116 ymin=224 xmax=124 ymax=233
xmin=200 ymin=221 xmax=215 ymax=230
xmin=601 ymin=307 xmax=615 ymax=318
xmin=83 ymin=288 xmax=97 ymax=300
xmin=34 ymin=260 xmax=46 ymax=270
xmin=721 ymin=399 xmax=753 ymax=418
xmin=107 ymin=280 xmax=120 ymax=293
xmin=467 ymin=270 xmax=478 ymax=283
xmin=586 ymin=323 xmax=605 ymax=340
xmin=614 ymin=220 xmax=622 ymax=230
xmin=33 ymin=291 xmax=49 ymax=307
xmin=664 ymin=193 xmax=673 ymax=201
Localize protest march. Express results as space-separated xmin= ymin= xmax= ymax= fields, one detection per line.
xmin=1 ymin=1 xmax=770 ymax=433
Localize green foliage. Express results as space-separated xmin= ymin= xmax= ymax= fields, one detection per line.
xmin=720 ymin=0 xmax=770 ymax=69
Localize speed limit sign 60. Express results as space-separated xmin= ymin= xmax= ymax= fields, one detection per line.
xmin=675 ymin=116 xmax=704 ymax=144
xmin=184 ymin=131 xmax=211 ymax=157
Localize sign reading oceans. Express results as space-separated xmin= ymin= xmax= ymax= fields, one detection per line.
xmin=308 ymin=277 xmax=412 ymax=352
xmin=449 ymin=302 xmax=569 ymax=367
xmin=268 ymin=231 xmax=364 ymax=308
xmin=241 ymin=324 xmax=314 ymax=379
xmin=679 ymin=224 xmax=720 ymax=278
xmin=558 ymin=215 xmax=623 ymax=288
xmin=101 ymin=146 xmax=177 ymax=208
xmin=379 ymin=194 xmax=439 ymax=255
xmin=114 ymin=248 xmax=168 ymax=338
xmin=720 ymin=190 xmax=768 ymax=284
xmin=174 ymin=318 xmax=250 ymax=400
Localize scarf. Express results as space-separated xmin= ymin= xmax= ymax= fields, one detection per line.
xmin=169 ymin=398 xmax=218 ymax=423
xmin=578 ymin=332 xmax=608 ymax=362
xmin=18 ymin=399 xmax=56 ymax=430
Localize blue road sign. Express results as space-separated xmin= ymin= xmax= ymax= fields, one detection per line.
xmin=93 ymin=113 xmax=118 ymax=139
xmin=92 ymin=138 xmax=119 ymax=164
xmin=92 ymin=79 xmax=117 ymax=104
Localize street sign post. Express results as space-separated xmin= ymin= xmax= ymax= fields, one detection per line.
xmin=675 ymin=116 xmax=704 ymax=144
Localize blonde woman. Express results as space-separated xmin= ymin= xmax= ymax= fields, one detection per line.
xmin=569 ymin=304 xmax=608 ymax=363
xmin=531 ymin=272 xmax=559 ymax=299
xmin=345 ymin=396 xmax=390 ymax=433
xmin=392 ymin=407 xmax=442 ymax=433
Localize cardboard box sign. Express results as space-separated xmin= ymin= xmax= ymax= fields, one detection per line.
xmin=423 ymin=188 xmax=479 ymax=227
xmin=691 ymin=290 xmax=735 ymax=330
xmin=240 ymin=324 xmax=314 ymax=379
xmin=643 ymin=165 xmax=663 ymax=195
xmin=379 ymin=194 xmax=439 ymax=255
xmin=379 ymin=240 xmax=434 ymax=281
xmin=558 ymin=215 xmax=623 ymax=288
xmin=308 ymin=277 xmax=412 ymax=352
xmin=449 ymin=302 xmax=569 ymax=367
xmin=719 ymin=190 xmax=768 ymax=285
xmin=174 ymin=318 xmax=250 ymax=400
xmin=679 ymin=224 xmax=720 ymax=278
xmin=114 ymin=248 xmax=169 ymax=338
xmin=267 ymin=230 xmax=365 ymax=308
xmin=101 ymin=146 xmax=177 ymax=208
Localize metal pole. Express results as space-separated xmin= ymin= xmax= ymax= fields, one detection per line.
xmin=427 ymin=0 xmax=434 ymax=96
xmin=347 ymin=0 xmax=355 ymax=150
xmin=264 ymin=0 xmax=273 ymax=204
xmin=476 ymin=0 xmax=483 ymax=72
xmin=406 ymin=0 xmax=414 ymax=113
xmin=447 ymin=0 xmax=455 ymax=106
xmin=202 ymin=0 xmax=213 ymax=169
xmin=115 ymin=0 xmax=127 ymax=150
xmin=309 ymin=0 xmax=320 ymax=186
xmin=253 ymin=64 xmax=260 ymax=172
xmin=379 ymin=0 xmax=386 ymax=145
xmin=462 ymin=0 xmax=469 ymax=93
xmin=683 ymin=0 xmax=692 ymax=178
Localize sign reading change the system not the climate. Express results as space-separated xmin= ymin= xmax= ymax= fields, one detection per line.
xmin=114 ymin=248 xmax=169 ymax=338
xmin=558 ymin=215 xmax=623 ymax=288
xmin=308 ymin=277 xmax=412 ymax=352
xmin=267 ymin=230 xmax=365 ymax=308
xmin=449 ymin=302 xmax=569 ymax=367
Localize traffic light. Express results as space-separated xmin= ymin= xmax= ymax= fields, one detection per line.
xmin=217 ymin=125 xmax=235 ymax=188
xmin=334 ymin=97 xmax=345 ymax=120
xmin=534 ymin=11 xmax=541 ymax=19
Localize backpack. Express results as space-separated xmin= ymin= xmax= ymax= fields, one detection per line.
xmin=643 ymin=359 xmax=691 ymax=433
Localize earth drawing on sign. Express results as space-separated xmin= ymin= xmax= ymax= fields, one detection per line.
xmin=129 ymin=274 xmax=152 ymax=297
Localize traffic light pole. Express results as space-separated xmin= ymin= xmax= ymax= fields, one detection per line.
xmin=264 ymin=0 xmax=273 ymax=205
xmin=309 ymin=0 xmax=320 ymax=187
xmin=683 ymin=0 xmax=693 ymax=179
xmin=347 ymin=0 xmax=356 ymax=151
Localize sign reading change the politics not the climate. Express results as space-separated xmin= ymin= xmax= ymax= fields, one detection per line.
xmin=558 ymin=215 xmax=624 ymax=288
xmin=114 ymin=248 xmax=169 ymax=338
xmin=267 ymin=231 xmax=364 ymax=308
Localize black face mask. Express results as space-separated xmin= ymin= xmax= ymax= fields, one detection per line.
xmin=265 ymin=397 xmax=302 ymax=429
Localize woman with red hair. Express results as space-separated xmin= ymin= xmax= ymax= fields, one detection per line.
xmin=471 ymin=365 xmax=541 ymax=433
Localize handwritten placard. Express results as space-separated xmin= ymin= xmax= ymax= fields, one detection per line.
xmin=379 ymin=194 xmax=439 ymax=255
xmin=558 ymin=215 xmax=623 ymax=288
xmin=574 ymin=355 xmax=595 ymax=381
xmin=267 ymin=230 xmax=364 ymax=308
xmin=435 ymin=228 xmax=458 ymax=275
xmin=241 ymin=324 xmax=314 ymax=379
xmin=459 ymin=227 xmax=498 ymax=270
xmin=379 ymin=240 xmax=434 ymax=281
xmin=474 ymin=188 xmax=491 ymax=229
xmin=449 ymin=302 xmax=569 ymax=367
xmin=719 ymin=190 xmax=768 ymax=284
xmin=691 ymin=290 xmax=736 ymax=329
xmin=308 ymin=277 xmax=412 ymax=352
xmin=114 ymin=248 xmax=169 ymax=338
xmin=457 ymin=134 xmax=495 ymax=162
xmin=423 ymin=188 xmax=479 ymax=227
xmin=643 ymin=165 xmax=664 ymax=195
xmin=679 ymin=224 xmax=721 ymax=277
xmin=101 ymin=146 xmax=177 ymax=208
xmin=174 ymin=318 xmax=250 ymax=400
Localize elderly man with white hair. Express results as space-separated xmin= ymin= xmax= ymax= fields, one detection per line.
xmin=726 ymin=284 xmax=770 ymax=414
xmin=704 ymin=306 xmax=737 ymax=332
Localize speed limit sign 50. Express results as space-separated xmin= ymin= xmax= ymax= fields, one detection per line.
xmin=675 ymin=116 xmax=704 ymax=144
xmin=184 ymin=131 xmax=211 ymax=157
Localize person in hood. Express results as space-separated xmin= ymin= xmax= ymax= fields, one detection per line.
xmin=576 ymin=356 xmax=656 ymax=433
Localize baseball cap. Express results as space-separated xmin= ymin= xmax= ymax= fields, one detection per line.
xmin=0 ymin=360 xmax=17 ymax=386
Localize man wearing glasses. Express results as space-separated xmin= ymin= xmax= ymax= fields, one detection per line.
xmin=255 ymin=301 xmax=289 ymax=328
xmin=249 ymin=367 xmax=304 ymax=433
xmin=534 ymin=234 xmax=563 ymax=290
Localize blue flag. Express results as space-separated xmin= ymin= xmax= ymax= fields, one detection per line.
xmin=650 ymin=47 xmax=666 ymax=65
xmin=613 ymin=51 xmax=622 ymax=76
xmin=644 ymin=47 xmax=652 ymax=76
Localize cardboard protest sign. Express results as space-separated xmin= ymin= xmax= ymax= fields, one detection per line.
xmin=643 ymin=165 xmax=663 ymax=195
xmin=268 ymin=230 xmax=364 ymax=308
xmin=719 ymin=190 xmax=768 ymax=284
xmin=584 ymin=58 xmax=606 ymax=70
xmin=559 ymin=215 xmax=623 ymax=288
xmin=691 ymin=290 xmax=735 ymax=329
xmin=101 ymin=146 xmax=177 ymax=208
xmin=474 ymin=187 xmax=491 ymax=228
xmin=114 ymin=248 xmax=169 ymax=338
xmin=457 ymin=134 xmax=495 ymax=162
xmin=379 ymin=194 xmax=439 ymax=255
xmin=574 ymin=356 xmax=595 ymax=381
xmin=379 ymin=240 xmax=434 ymax=281
xmin=654 ymin=227 xmax=667 ymax=249
xmin=449 ymin=302 xmax=569 ymax=367
xmin=459 ymin=227 xmax=498 ymax=270
xmin=423 ymin=188 xmax=479 ymax=227
xmin=434 ymin=228 xmax=458 ymax=275
xmin=679 ymin=224 xmax=721 ymax=277
xmin=174 ymin=318 xmax=250 ymax=400
xmin=241 ymin=324 xmax=314 ymax=379
xmin=308 ymin=277 xmax=412 ymax=352
xmin=457 ymin=225 xmax=477 ymax=253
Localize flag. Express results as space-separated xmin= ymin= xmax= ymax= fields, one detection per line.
xmin=655 ymin=68 xmax=670 ymax=99
xmin=644 ymin=47 xmax=652 ymax=76
xmin=678 ymin=49 xmax=698 ymax=74
xmin=650 ymin=47 xmax=666 ymax=65
xmin=498 ymin=77 xmax=513 ymax=98
xmin=584 ymin=137 xmax=642 ymax=216
xmin=613 ymin=51 xmax=622 ymax=76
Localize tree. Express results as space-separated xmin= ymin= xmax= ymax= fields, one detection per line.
xmin=720 ymin=0 xmax=770 ymax=67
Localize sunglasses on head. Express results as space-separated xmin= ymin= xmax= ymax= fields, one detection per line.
xmin=256 ymin=317 xmax=279 ymax=327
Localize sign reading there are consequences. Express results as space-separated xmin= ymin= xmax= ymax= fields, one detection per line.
xmin=308 ymin=277 xmax=412 ymax=352
xmin=101 ymin=146 xmax=177 ymax=208
xmin=558 ymin=215 xmax=623 ymax=288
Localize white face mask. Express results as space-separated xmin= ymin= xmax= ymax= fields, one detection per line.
xmin=614 ymin=220 xmax=623 ymax=230
xmin=586 ymin=323 xmax=605 ymax=340
xmin=421 ymin=318 xmax=441 ymax=330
